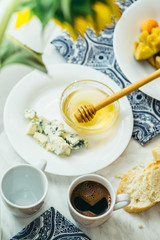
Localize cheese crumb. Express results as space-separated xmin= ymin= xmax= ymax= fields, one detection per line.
xmin=25 ymin=109 xmax=36 ymax=119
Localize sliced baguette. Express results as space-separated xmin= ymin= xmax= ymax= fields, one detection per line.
xmin=117 ymin=161 xmax=160 ymax=213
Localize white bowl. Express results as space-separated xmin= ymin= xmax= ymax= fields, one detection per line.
xmin=113 ymin=0 xmax=160 ymax=100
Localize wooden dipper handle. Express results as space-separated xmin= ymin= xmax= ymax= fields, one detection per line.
xmin=94 ymin=68 xmax=160 ymax=111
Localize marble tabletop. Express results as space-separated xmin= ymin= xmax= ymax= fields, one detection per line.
xmin=1 ymin=18 xmax=160 ymax=240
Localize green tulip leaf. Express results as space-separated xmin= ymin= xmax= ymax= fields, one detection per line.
xmin=0 ymin=0 xmax=21 ymax=44
xmin=0 ymin=35 xmax=47 ymax=73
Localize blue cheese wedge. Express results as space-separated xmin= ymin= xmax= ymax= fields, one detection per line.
xmin=46 ymin=137 xmax=71 ymax=156
xmin=26 ymin=121 xmax=39 ymax=135
xmin=62 ymin=132 xmax=88 ymax=150
xmin=33 ymin=132 xmax=48 ymax=147
xmin=25 ymin=109 xmax=88 ymax=156
xmin=44 ymin=120 xmax=64 ymax=140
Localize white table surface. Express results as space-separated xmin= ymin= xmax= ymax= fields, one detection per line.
xmin=1 ymin=17 xmax=160 ymax=240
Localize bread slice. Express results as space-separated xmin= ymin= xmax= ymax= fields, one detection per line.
xmin=152 ymin=144 xmax=160 ymax=160
xmin=117 ymin=161 xmax=160 ymax=213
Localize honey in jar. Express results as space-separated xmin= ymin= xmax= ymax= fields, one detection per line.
xmin=62 ymin=86 xmax=119 ymax=134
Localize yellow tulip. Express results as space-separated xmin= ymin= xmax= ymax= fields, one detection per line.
xmin=53 ymin=18 xmax=78 ymax=40
xmin=15 ymin=8 xmax=31 ymax=28
xmin=14 ymin=0 xmax=122 ymax=39
xmin=74 ymin=16 xmax=94 ymax=37
xmin=93 ymin=2 xmax=112 ymax=35
xmin=106 ymin=0 xmax=122 ymax=20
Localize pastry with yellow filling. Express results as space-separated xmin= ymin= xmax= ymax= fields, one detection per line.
xmin=134 ymin=27 xmax=160 ymax=60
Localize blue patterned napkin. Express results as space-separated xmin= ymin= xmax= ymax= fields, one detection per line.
xmin=11 ymin=207 xmax=91 ymax=240
xmin=50 ymin=0 xmax=160 ymax=145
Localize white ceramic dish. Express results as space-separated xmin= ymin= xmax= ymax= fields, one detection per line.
xmin=113 ymin=0 xmax=160 ymax=100
xmin=3 ymin=64 xmax=133 ymax=176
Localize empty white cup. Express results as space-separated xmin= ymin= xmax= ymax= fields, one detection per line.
xmin=0 ymin=164 xmax=48 ymax=217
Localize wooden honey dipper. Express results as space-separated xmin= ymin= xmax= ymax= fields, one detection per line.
xmin=74 ymin=68 xmax=160 ymax=123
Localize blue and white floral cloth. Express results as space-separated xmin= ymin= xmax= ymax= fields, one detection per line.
xmin=51 ymin=0 xmax=160 ymax=145
xmin=11 ymin=207 xmax=91 ymax=240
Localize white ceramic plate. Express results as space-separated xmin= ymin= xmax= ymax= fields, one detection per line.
xmin=4 ymin=64 xmax=133 ymax=176
xmin=113 ymin=0 xmax=160 ymax=100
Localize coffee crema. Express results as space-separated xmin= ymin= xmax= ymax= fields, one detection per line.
xmin=71 ymin=180 xmax=111 ymax=217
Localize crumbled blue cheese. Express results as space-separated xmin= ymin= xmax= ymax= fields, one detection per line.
xmin=33 ymin=132 xmax=48 ymax=147
xmin=62 ymin=132 xmax=88 ymax=149
xmin=25 ymin=109 xmax=88 ymax=156
xmin=46 ymin=137 xmax=71 ymax=156
xmin=44 ymin=120 xmax=64 ymax=140
xmin=25 ymin=109 xmax=36 ymax=120
xmin=26 ymin=121 xmax=39 ymax=135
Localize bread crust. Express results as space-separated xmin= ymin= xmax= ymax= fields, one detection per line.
xmin=145 ymin=160 xmax=160 ymax=170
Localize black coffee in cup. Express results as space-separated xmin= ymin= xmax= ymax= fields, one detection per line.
xmin=71 ymin=181 xmax=111 ymax=217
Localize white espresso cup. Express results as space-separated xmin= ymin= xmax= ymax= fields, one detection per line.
xmin=0 ymin=164 xmax=48 ymax=217
xmin=67 ymin=174 xmax=130 ymax=227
